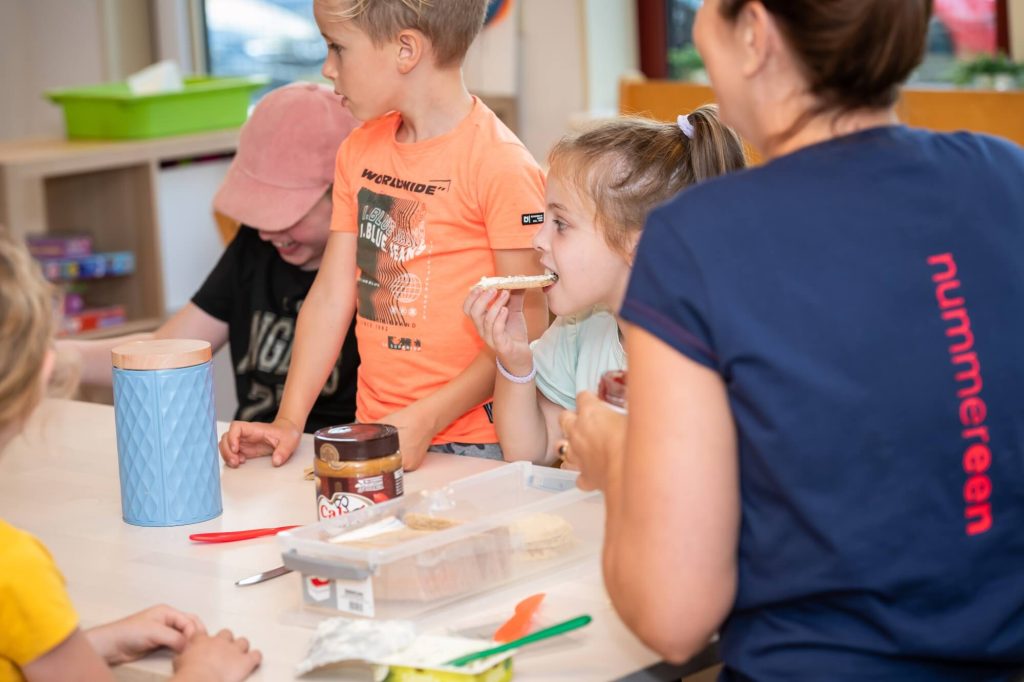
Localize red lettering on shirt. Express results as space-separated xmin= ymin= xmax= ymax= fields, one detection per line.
xmin=928 ymin=252 xmax=993 ymax=536
xmin=962 ymin=444 xmax=991 ymax=474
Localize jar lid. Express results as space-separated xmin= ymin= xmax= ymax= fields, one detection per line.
xmin=111 ymin=339 xmax=212 ymax=370
xmin=315 ymin=423 xmax=400 ymax=462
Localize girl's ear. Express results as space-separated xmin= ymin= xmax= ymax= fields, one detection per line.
xmin=624 ymin=231 xmax=643 ymax=265
xmin=395 ymin=29 xmax=425 ymax=74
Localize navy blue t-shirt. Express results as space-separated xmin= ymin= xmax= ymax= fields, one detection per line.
xmin=622 ymin=126 xmax=1024 ymax=681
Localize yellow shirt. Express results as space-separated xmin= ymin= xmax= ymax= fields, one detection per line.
xmin=0 ymin=520 xmax=78 ymax=682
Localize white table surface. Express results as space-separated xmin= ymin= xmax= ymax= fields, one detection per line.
xmin=0 ymin=399 xmax=661 ymax=681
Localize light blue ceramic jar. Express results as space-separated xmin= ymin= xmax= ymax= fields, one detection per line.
xmin=111 ymin=340 xmax=222 ymax=526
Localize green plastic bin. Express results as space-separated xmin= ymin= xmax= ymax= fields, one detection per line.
xmin=46 ymin=75 xmax=269 ymax=140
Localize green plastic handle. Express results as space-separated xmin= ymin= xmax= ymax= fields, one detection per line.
xmin=445 ymin=614 xmax=593 ymax=667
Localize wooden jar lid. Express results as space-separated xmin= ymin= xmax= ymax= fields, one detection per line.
xmin=111 ymin=339 xmax=212 ymax=370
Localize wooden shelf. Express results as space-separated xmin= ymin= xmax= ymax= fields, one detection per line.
xmin=619 ymin=80 xmax=1024 ymax=153
xmin=0 ymin=130 xmax=239 ymax=334
xmin=68 ymin=316 xmax=162 ymax=341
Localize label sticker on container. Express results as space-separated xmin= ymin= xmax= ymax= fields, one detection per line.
xmin=334 ymin=576 xmax=375 ymax=618
xmin=318 ymin=492 xmax=372 ymax=520
xmin=306 ymin=576 xmax=332 ymax=603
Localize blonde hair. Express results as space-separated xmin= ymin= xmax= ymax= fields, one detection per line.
xmin=0 ymin=233 xmax=69 ymax=435
xmin=320 ymin=0 xmax=487 ymax=67
xmin=548 ymin=105 xmax=747 ymax=257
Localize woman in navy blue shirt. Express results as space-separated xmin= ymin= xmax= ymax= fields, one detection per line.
xmin=561 ymin=1 xmax=1024 ymax=679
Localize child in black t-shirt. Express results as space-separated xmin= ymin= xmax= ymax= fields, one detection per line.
xmin=62 ymin=83 xmax=360 ymax=432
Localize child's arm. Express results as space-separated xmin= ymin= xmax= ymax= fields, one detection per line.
xmin=392 ymin=248 xmax=548 ymax=470
xmin=58 ymin=304 xmax=229 ymax=386
xmin=22 ymin=625 xmax=260 ymax=682
xmin=21 ymin=629 xmax=116 ymax=682
xmin=22 ymin=605 xmax=259 ymax=682
xmin=83 ymin=604 xmax=202 ymax=665
xmin=219 ymin=232 xmax=357 ymax=467
xmin=464 ymin=287 xmax=562 ymax=464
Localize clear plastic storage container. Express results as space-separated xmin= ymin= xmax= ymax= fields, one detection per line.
xmin=278 ymin=462 xmax=603 ymax=621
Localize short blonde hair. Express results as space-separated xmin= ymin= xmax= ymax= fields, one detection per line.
xmin=321 ymin=0 xmax=486 ymax=67
xmin=0 ymin=233 xmax=63 ymax=434
xmin=549 ymin=106 xmax=746 ymax=258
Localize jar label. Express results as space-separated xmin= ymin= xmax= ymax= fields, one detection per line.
xmin=318 ymin=492 xmax=372 ymax=519
xmin=316 ymin=468 xmax=403 ymax=520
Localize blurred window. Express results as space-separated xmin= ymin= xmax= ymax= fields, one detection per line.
xmin=203 ymin=0 xmax=325 ymax=93
xmin=647 ymin=0 xmax=1008 ymax=86
xmin=916 ymin=0 xmax=999 ymax=83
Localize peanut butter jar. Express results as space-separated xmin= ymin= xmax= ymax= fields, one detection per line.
xmin=314 ymin=424 xmax=403 ymax=520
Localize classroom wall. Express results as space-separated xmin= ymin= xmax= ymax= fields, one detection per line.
xmin=514 ymin=0 xmax=639 ymax=161
xmin=0 ymin=0 xmax=152 ymax=140
xmin=583 ymin=0 xmax=640 ymax=116
xmin=517 ymin=0 xmax=589 ymax=160
xmin=0 ymin=2 xmax=107 ymax=139
xmin=0 ymin=0 xmax=639 ymax=161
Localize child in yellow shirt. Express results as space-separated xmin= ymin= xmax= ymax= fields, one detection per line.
xmin=0 ymin=234 xmax=261 ymax=682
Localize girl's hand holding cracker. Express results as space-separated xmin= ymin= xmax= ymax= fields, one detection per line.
xmin=464 ymin=287 xmax=533 ymax=378
xmin=219 ymin=417 xmax=302 ymax=468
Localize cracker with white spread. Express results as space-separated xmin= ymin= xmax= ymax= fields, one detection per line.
xmin=474 ymin=273 xmax=558 ymax=290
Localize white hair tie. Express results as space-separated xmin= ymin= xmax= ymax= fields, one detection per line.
xmin=677 ymin=114 xmax=695 ymax=139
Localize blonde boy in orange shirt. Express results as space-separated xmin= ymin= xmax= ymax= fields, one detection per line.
xmin=221 ymin=0 xmax=547 ymax=471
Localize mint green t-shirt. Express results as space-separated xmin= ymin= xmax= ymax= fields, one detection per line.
xmin=530 ymin=306 xmax=626 ymax=410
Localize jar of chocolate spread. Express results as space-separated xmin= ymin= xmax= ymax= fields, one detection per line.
xmin=314 ymin=424 xmax=403 ymax=520
xmin=598 ymin=369 xmax=628 ymax=414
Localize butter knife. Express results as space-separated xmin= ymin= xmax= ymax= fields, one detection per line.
xmin=235 ymin=564 xmax=292 ymax=587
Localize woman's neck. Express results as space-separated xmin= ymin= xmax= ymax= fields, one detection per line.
xmin=759 ymin=106 xmax=900 ymax=160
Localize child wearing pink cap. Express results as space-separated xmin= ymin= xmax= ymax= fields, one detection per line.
xmin=62 ymin=82 xmax=361 ymax=433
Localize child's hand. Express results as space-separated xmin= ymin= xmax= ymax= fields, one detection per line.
xmin=380 ymin=403 xmax=436 ymax=472
xmin=219 ymin=417 xmax=302 ymax=468
xmin=86 ymin=604 xmax=204 ymax=665
xmin=172 ymin=629 xmax=261 ymax=682
xmin=463 ymin=287 xmax=533 ymax=376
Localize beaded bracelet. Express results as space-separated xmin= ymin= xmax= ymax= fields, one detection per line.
xmin=496 ymin=356 xmax=536 ymax=384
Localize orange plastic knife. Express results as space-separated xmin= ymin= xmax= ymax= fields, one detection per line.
xmin=493 ymin=592 xmax=546 ymax=643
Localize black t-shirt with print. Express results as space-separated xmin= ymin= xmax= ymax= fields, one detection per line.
xmin=192 ymin=226 xmax=358 ymax=433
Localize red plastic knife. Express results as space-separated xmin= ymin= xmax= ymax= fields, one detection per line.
xmin=188 ymin=525 xmax=300 ymax=543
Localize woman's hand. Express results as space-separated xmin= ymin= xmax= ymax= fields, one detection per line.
xmin=85 ymin=604 xmax=204 ymax=665
xmin=559 ymin=392 xmax=627 ymax=491
xmin=463 ymin=287 xmax=533 ymax=376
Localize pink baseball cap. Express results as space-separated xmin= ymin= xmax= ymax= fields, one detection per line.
xmin=214 ymin=82 xmax=359 ymax=232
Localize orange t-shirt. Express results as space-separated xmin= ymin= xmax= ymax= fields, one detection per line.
xmin=331 ymin=98 xmax=545 ymax=443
